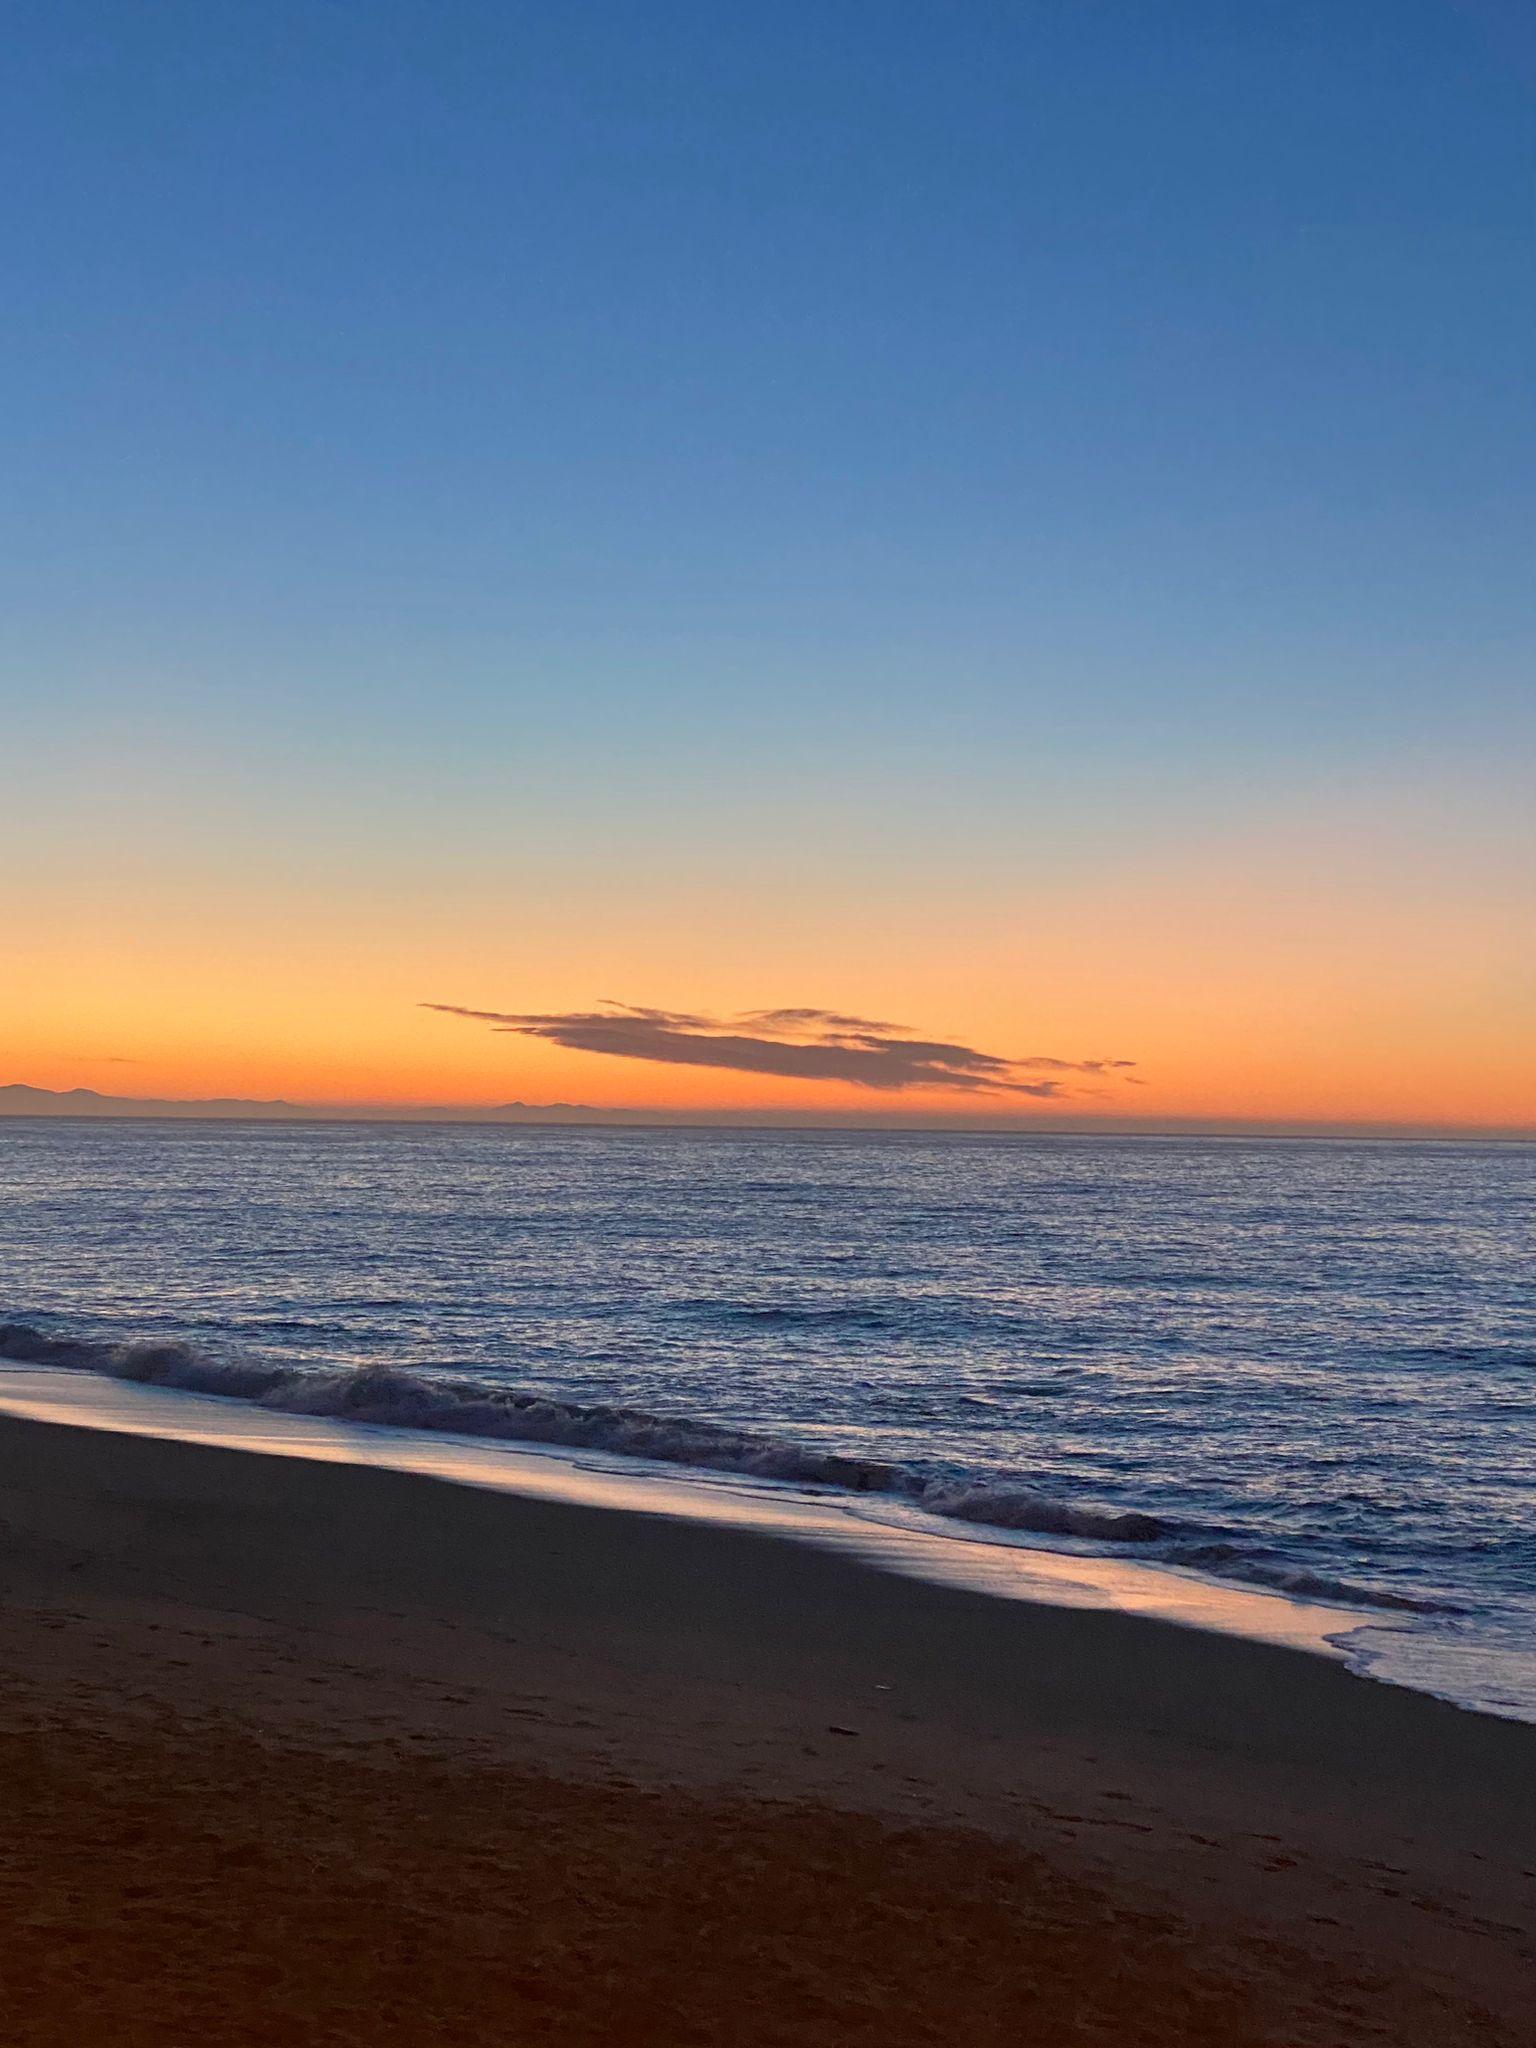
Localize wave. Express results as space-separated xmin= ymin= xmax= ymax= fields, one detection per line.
xmin=0 ymin=1319 xmax=1164 ymax=1544
xmin=1162 ymin=1541 xmax=1456 ymax=1615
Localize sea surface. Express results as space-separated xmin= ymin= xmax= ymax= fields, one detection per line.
xmin=1 ymin=1119 xmax=1532 ymax=1718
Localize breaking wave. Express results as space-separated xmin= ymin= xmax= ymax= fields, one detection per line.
xmin=0 ymin=1319 xmax=1163 ymax=1544
xmin=1162 ymin=1541 xmax=1456 ymax=1615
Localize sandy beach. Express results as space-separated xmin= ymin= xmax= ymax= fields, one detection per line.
xmin=1 ymin=1410 xmax=1532 ymax=2045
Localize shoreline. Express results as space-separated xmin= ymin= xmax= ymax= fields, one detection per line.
xmin=2 ymin=1356 xmax=1524 ymax=1725
xmin=0 ymin=1358 xmax=1400 ymax=1665
xmin=2 ymin=1405 xmax=1534 ymax=2041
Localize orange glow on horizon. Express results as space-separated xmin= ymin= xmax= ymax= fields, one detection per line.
xmin=5 ymin=793 xmax=1533 ymax=1132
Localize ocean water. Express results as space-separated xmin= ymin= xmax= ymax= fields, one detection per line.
xmin=1 ymin=1118 xmax=1532 ymax=1718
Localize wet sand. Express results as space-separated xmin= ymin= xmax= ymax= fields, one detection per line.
xmin=1 ymin=1411 xmax=1532 ymax=2044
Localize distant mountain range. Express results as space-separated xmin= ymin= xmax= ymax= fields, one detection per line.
xmin=0 ymin=1083 xmax=609 ymax=1122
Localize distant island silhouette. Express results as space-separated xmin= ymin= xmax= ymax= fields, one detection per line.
xmin=0 ymin=1083 xmax=603 ymax=1123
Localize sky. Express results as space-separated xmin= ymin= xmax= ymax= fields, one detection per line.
xmin=3 ymin=1 xmax=1533 ymax=1130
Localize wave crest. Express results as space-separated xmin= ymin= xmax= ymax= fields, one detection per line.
xmin=918 ymin=1481 xmax=1165 ymax=1543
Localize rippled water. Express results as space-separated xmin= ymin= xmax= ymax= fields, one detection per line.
xmin=1 ymin=1119 xmax=1532 ymax=1715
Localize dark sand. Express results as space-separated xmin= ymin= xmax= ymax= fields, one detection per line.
xmin=1 ymin=1412 xmax=1532 ymax=2044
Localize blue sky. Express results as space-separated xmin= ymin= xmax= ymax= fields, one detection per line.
xmin=8 ymin=3 xmax=1533 ymax=699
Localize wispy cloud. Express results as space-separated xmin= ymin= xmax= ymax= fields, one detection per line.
xmin=423 ymin=1000 xmax=1138 ymax=1098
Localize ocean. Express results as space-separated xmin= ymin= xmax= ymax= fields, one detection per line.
xmin=1 ymin=1118 xmax=1532 ymax=1719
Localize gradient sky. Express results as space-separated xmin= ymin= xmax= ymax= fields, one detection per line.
xmin=3 ymin=1 xmax=1533 ymax=1128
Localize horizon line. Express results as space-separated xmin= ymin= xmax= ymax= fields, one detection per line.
xmin=1 ymin=1083 xmax=1532 ymax=1143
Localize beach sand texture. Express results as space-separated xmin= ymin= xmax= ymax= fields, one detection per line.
xmin=1 ymin=1412 xmax=1532 ymax=2045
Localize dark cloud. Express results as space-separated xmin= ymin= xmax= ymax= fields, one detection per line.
xmin=423 ymin=1001 xmax=1138 ymax=1098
